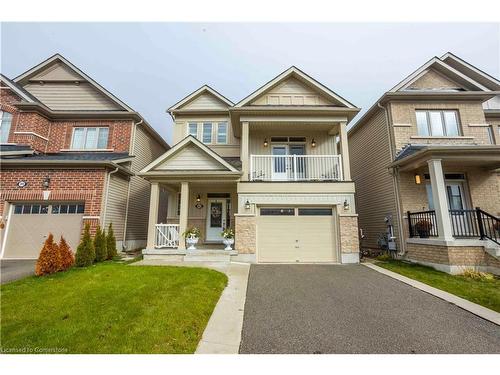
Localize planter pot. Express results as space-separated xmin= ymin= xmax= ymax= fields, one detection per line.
xmin=417 ymin=230 xmax=430 ymax=239
xmin=222 ymin=238 xmax=234 ymax=251
xmin=186 ymin=236 xmax=199 ymax=250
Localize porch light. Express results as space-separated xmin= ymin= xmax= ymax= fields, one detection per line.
xmin=343 ymin=199 xmax=350 ymax=211
xmin=245 ymin=200 xmax=251 ymax=210
xmin=414 ymin=173 xmax=422 ymax=185
xmin=263 ymin=138 xmax=268 ymax=147
xmin=196 ymin=194 xmax=201 ymax=203
xmin=311 ymin=138 xmax=317 ymax=148
xmin=42 ymin=176 xmax=51 ymax=189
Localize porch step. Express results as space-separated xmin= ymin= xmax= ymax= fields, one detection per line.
xmin=184 ymin=249 xmax=237 ymax=262
xmin=484 ymin=241 xmax=500 ymax=258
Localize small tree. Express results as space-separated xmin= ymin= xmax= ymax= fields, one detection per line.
xmin=94 ymin=225 xmax=107 ymax=262
xmin=58 ymin=236 xmax=75 ymax=271
xmin=75 ymin=223 xmax=95 ymax=267
xmin=35 ymin=233 xmax=61 ymax=276
xmin=106 ymin=223 xmax=117 ymax=260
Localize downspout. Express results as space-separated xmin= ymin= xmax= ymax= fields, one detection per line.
xmin=377 ymin=102 xmax=406 ymax=257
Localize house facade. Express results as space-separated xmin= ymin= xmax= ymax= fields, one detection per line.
xmin=349 ymin=53 xmax=500 ymax=274
xmin=140 ymin=67 xmax=361 ymax=263
xmin=0 ymin=54 xmax=169 ymax=259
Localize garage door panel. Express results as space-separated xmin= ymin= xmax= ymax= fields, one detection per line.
xmin=257 ymin=216 xmax=297 ymax=262
xmin=296 ymin=216 xmax=335 ymax=262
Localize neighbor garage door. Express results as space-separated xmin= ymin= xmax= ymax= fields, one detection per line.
xmin=256 ymin=207 xmax=338 ymax=263
xmin=2 ymin=202 xmax=84 ymax=259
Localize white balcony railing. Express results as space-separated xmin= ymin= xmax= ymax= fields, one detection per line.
xmin=155 ymin=224 xmax=179 ymax=248
xmin=250 ymin=155 xmax=343 ymax=181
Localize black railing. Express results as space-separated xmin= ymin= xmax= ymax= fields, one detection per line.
xmin=449 ymin=209 xmax=481 ymax=238
xmin=477 ymin=208 xmax=500 ymax=245
xmin=407 ymin=210 xmax=439 ymax=238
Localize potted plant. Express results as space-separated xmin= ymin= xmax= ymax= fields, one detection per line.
xmin=183 ymin=227 xmax=201 ymax=250
xmin=415 ymin=219 xmax=433 ymax=238
xmin=221 ymin=228 xmax=235 ymax=251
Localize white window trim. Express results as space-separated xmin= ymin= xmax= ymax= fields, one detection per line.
xmin=216 ymin=122 xmax=228 ymax=144
xmin=187 ymin=122 xmax=199 ymax=139
xmin=0 ymin=110 xmax=14 ymax=144
xmin=71 ymin=127 xmax=109 ymax=150
xmin=415 ymin=110 xmax=461 ymax=137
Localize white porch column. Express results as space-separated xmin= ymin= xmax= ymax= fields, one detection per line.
xmin=240 ymin=121 xmax=250 ymax=181
xmin=146 ymin=182 xmax=160 ymax=250
xmin=178 ymin=181 xmax=189 ymax=250
xmin=427 ymin=159 xmax=453 ymax=241
xmin=339 ymin=121 xmax=351 ymax=181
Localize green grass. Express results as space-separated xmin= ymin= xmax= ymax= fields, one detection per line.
xmin=376 ymin=260 xmax=500 ymax=312
xmin=1 ymin=262 xmax=227 ymax=353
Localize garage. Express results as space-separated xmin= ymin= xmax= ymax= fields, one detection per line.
xmin=2 ymin=202 xmax=84 ymax=259
xmin=256 ymin=206 xmax=338 ymax=263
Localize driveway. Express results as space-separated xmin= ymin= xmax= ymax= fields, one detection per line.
xmin=1 ymin=259 xmax=36 ymax=284
xmin=239 ymin=264 xmax=500 ymax=354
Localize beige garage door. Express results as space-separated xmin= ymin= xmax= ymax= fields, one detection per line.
xmin=2 ymin=202 xmax=84 ymax=259
xmin=257 ymin=207 xmax=338 ymax=263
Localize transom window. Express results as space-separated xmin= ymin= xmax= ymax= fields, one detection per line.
xmin=270 ymin=136 xmax=306 ymax=143
xmin=13 ymin=203 xmax=84 ymax=215
xmin=71 ymin=127 xmax=109 ymax=150
xmin=416 ymin=110 xmax=460 ymax=137
xmin=0 ymin=110 xmax=13 ymax=144
xmin=51 ymin=203 xmax=85 ymax=214
xmin=14 ymin=204 xmax=49 ymax=215
xmin=260 ymin=208 xmax=295 ymax=216
xmin=298 ymin=208 xmax=332 ymax=216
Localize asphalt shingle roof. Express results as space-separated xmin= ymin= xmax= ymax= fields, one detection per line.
xmin=1 ymin=152 xmax=131 ymax=161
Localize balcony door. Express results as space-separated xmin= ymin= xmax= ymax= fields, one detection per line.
xmin=271 ymin=144 xmax=305 ymax=180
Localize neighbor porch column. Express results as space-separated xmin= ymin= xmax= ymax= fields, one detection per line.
xmin=427 ymin=159 xmax=453 ymax=241
xmin=146 ymin=182 xmax=160 ymax=249
xmin=178 ymin=181 xmax=190 ymax=250
xmin=339 ymin=121 xmax=351 ymax=181
xmin=241 ymin=121 xmax=250 ymax=181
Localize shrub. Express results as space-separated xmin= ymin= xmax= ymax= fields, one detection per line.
xmin=376 ymin=253 xmax=392 ymax=262
xmin=94 ymin=225 xmax=108 ymax=262
xmin=106 ymin=223 xmax=117 ymax=260
xmin=75 ymin=223 xmax=95 ymax=267
xmin=35 ymin=233 xmax=61 ymax=276
xmin=460 ymin=268 xmax=495 ymax=281
xmin=58 ymin=236 xmax=75 ymax=271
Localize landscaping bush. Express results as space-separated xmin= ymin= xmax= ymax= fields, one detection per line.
xmin=106 ymin=223 xmax=117 ymax=260
xmin=58 ymin=236 xmax=75 ymax=271
xmin=35 ymin=233 xmax=61 ymax=276
xmin=94 ymin=225 xmax=108 ymax=262
xmin=460 ymin=268 xmax=495 ymax=281
xmin=376 ymin=253 xmax=392 ymax=261
xmin=75 ymin=223 xmax=95 ymax=267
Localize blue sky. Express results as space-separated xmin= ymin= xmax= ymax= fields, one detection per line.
xmin=1 ymin=23 xmax=499 ymax=144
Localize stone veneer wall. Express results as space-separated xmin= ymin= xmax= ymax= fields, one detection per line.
xmin=235 ymin=215 xmax=256 ymax=254
xmin=338 ymin=215 xmax=360 ymax=254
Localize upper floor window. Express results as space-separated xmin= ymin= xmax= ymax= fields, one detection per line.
xmin=0 ymin=110 xmax=13 ymax=143
xmin=216 ymin=122 xmax=227 ymax=144
xmin=188 ymin=123 xmax=198 ymax=139
xmin=202 ymin=123 xmax=212 ymax=144
xmin=71 ymin=127 xmax=109 ymax=150
xmin=487 ymin=126 xmax=495 ymax=144
xmin=416 ymin=110 xmax=460 ymax=137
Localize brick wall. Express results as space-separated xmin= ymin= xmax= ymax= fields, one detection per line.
xmin=338 ymin=215 xmax=360 ymax=254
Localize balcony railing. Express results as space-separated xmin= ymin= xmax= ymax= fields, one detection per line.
xmin=250 ymin=154 xmax=343 ymax=182
xmin=155 ymin=224 xmax=179 ymax=248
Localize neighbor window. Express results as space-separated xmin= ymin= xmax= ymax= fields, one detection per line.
xmin=415 ymin=110 xmax=460 ymax=137
xmin=217 ymin=122 xmax=227 ymax=144
xmin=487 ymin=126 xmax=495 ymax=144
xmin=202 ymin=123 xmax=212 ymax=144
xmin=188 ymin=123 xmax=198 ymax=138
xmin=71 ymin=127 xmax=109 ymax=149
xmin=0 ymin=110 xmax=13 ymax=143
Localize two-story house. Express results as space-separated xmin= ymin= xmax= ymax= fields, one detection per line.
xmin=349 ymin=52 xmax=500 ymax=274
xmin=140 ymin=67 xmax=361 ymax=263
xmin=0 ymin=54 xmax=169 ymax=259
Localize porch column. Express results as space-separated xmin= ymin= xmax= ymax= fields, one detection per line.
xmin=427 ymin=159 xmax=453 ymax=241
xmin=339 ymin=121 xmax=351 ymax=181
xmin=178 ymin=181 xmax=189 ymax=250
xmin=146 ymin=182 xmax=160 ymax=249
xmin=241 ymin=121 xmax=250 ymax=181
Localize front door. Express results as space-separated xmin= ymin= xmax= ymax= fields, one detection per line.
xmin=206 ymin=199 xmax=227 ymax=242
xmin=446 ymin=182 xmax=470 ymax=234
xmin=289 ymin=144 xmax=306 ymax=180
xmin=272 ymin=145 xmax=288 ymax=180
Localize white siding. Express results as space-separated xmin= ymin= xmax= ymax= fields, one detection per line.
xmin=155 ymin=144 xmax=226 ymax=171
xmin=182 ymin=92 xmax=229 ymax=110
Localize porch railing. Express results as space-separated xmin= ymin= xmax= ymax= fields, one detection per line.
xmin=155 ymin=224 xmax=179 ymax=248
xmin=407 ymin=210 xmax=439 ymax=238
xmin=477 ymin=208 xmax=500 ymax=245
xmin=250 ymin=154 xmax=343 ymax=182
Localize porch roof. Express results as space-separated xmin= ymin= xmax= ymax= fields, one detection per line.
xmin=391 ymin=144 xmax=500 ymax=171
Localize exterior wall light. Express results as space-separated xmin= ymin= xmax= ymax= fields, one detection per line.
xmin=42 ymin=176 xmax=51 ymax=189
xmin=343 ymin=199 xmax=350 ymax=211
xmin=414 ymin=173 xmax=421 ymax=185
xmin=263 ymin=138 xmax=268 ymax=147
xmin=311 ymin=138 xmax=317 ymax=148
xmin=196 ymin=194 xmax=201 ymax=203
xmin=245 ymin=200 xmax=251 ymax=210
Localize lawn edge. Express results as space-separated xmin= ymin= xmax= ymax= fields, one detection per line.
xmin=363 ymin=263 xmax=500 ymax=326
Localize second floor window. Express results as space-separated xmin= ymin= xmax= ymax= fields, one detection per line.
xmin=202 ymin=123 xmax=212 ymax=144
xmin=416 ymin=110 xmax=460 ymax=137
xmin=0 ymin=110 xmax=13 ymax=144
xmin=71 ymin=127 xmax=109 ymax=150
xmin=188 ymin=123 xmax=198 ymax=139
xmin=217 ymin=122 xmax=227 ymax=144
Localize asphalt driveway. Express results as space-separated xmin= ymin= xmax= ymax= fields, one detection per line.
xmin=239 ymin=264 xmax=500 ymax=354
xmin=1 ymin=259 xmax=36 ymax=284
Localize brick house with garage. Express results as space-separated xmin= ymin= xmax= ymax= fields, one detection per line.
xmin=0 ymin=54 xmax=169 ymax=259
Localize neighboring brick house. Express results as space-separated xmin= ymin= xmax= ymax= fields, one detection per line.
xmin=0 ymin=54 xmax=169 ymax=259
xmin=349 ymin=52 xmax=500 ymax=274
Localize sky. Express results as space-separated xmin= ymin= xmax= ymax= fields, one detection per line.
xmin=1 ymin=23 xmax=499 ymax=145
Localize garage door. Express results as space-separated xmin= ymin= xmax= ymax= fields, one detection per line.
xmin=2 ymin=202 xmax=84 ymax=259
xmin=257 ymin=207 xmax=338 ymax=263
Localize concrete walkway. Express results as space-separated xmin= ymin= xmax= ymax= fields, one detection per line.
xmin=134 ymin=259 xmax=250 ymax=354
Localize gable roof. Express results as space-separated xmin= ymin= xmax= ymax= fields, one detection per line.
xmin=168 ymin=85 xmax=234 ymax=113
xmin=140 ymin=135 xmax=240 ymax=175
xmin=234 ymin=66 xmax=357 ymax=108
xmin=440 ymin=52 xmax=500 ymax=90
xmin=14 ymin=54 xmax=134 ymax=112
xmin=0 ymin=74 xmax=40 ymax=104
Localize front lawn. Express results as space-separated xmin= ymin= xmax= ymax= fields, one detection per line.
xmin=1 ymin=262 xmax=227 ymax=353
xmin=376 ymin=260 xmax=500 ymax=312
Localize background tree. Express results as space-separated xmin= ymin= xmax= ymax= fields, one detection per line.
xmin=106 ymin=223 xmax=117 ymax=260
xmin=58 ymin=236 xmax=75 ymax=271
xmin=94 ymin=225 xmax=107 ymax=262
xmin=35 ymin=233 xmax=61 ymax=276
xmin=75 ymin=223 xmax=95 ymax=267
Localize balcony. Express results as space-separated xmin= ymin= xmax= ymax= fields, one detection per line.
xmin=249 ymin=154 xmax=343 ymax=182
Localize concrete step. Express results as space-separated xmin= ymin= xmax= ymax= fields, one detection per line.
xmin=184 ymin=249 xmax=237 ymax=262
xmin=484 ymin=242 xmax=500 ymax=258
